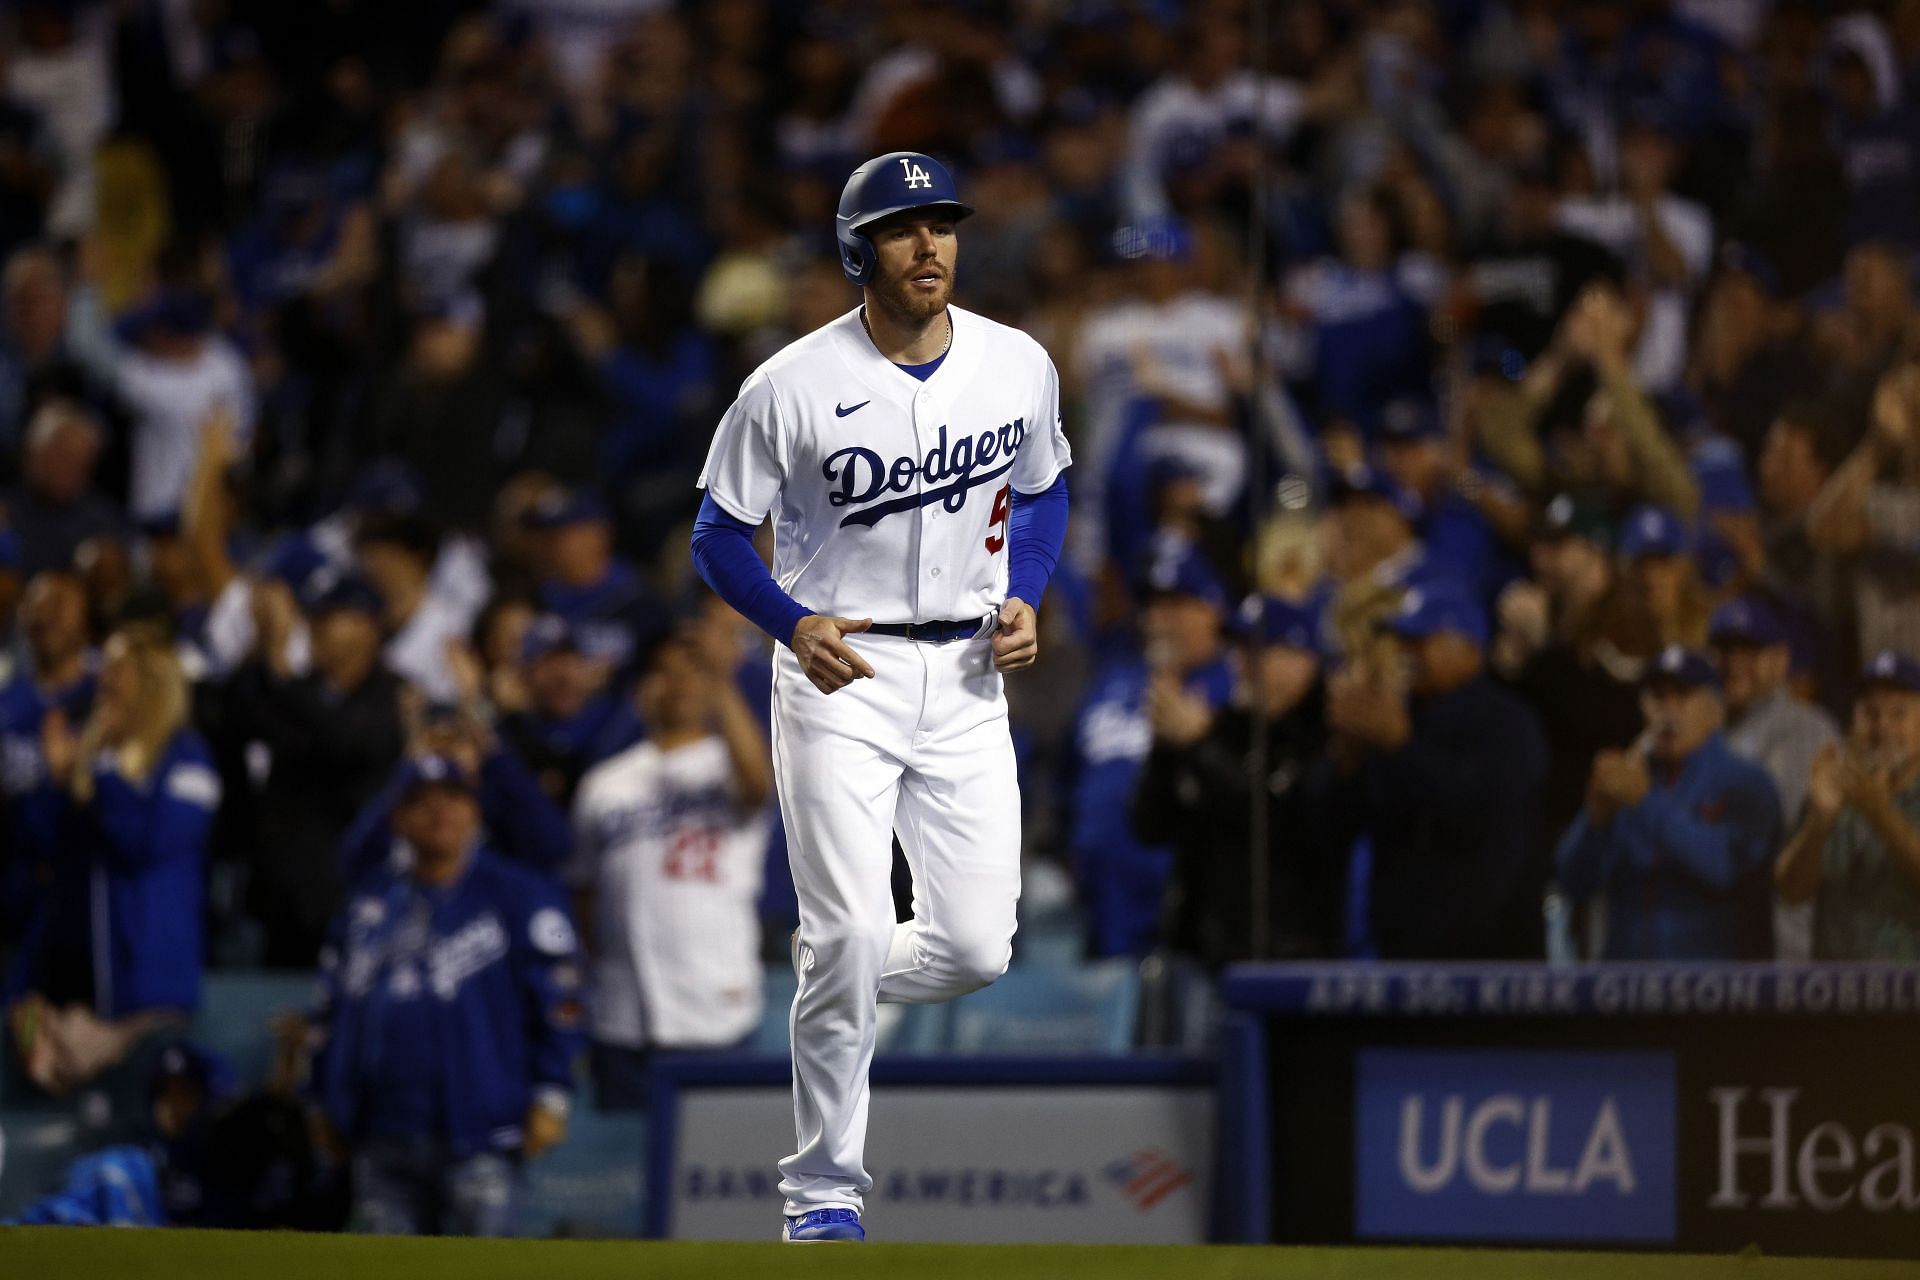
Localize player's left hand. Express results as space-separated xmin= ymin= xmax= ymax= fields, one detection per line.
xmin=993 ymin=598 xmax=1038 ymax=672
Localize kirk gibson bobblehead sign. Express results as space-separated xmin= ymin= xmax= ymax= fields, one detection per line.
xmin=1223 ymin=961 xmax=1920 ymax=1257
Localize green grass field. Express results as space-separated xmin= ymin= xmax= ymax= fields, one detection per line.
xmin=5 ymin=1230 xmax=1920 ymax=1280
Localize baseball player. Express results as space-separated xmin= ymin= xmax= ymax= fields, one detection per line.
xmin=689 ymin=151 xmax=1071 ymax=1242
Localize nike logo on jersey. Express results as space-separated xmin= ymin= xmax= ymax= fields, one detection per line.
xmin=823 ymin=419 xmax=1026 ymax=529
xmin=834 ymin=400 xmax=871 ymax=417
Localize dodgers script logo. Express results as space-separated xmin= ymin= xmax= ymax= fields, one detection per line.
xmin=823 ymin=418 xmax=1025 ymax=529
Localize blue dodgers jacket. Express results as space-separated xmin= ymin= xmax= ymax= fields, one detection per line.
xmin=9 ymin=731 xmax=219 ymax=1016
xmin=1555 ymin=733 xmax=1781 ymax=960
xmin=310 ymin=847 xmax=585 ymax=1157
xmin=1067 ymin=655 xmax=1235 ymax=957
xmin=0 ymin=667 xmax=95 ymax=940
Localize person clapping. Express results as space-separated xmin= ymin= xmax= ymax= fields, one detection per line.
xmin=1776 ymin=650 xmax=1920 ymax=959
xmin=1311 ymin=585 xmax=1549 ymax=959
xmin=7 ymin=624 xmax=220 ymax=1093
xmin=1556 ymin=646 xmax=1780 ymax=959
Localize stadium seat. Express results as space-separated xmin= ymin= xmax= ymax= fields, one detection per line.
xmin=945 ymin=959 xmax=1141 ymax=1055
xmin=1011 ymin=911 xmax=1085 ymax=969
xmin=748 ymin=967 xmax=798 ymax=1055
xmin=1136 ymin=953 xmax=1223 ymax=1053
xmin=0 ymin=1048 xmax=42 ymax=1111
xmin=1011 ymin=860 xmax=1085 ymax=969
xmin=749 ymin=969 xmax=949 ymax=1056
xmin=518 ymin=1107 xmax=648 ymax=1238
xmin=753 ymin=954 xmax=1164 ymax=1057
xmin=877 ymin=1001 xmax=950 ymax=1055
xmin=0 ymin=1109 xmax=87 ymax=1219
xmin=188 ymin=971 xmax=316 ymax=1091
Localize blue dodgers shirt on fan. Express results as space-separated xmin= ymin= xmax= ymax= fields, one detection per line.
xmin=1354 ymin=1048 xmax=1676 ymax=1244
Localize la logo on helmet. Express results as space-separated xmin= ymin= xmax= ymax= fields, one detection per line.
xmin=898 ymin=157 xmax=933 ymax=189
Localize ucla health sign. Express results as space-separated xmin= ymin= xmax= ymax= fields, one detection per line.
xmin=1355 ymin=1048 xmax=1676 ymax=1243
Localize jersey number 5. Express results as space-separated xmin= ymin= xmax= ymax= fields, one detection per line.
xmin=985 ymin=484 xmax=1010 ymax=553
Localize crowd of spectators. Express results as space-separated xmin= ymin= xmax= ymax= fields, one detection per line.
xmin=4 ymin=0 xmax=1920 ymax=1235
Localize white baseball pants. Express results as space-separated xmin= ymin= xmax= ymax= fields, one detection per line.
xmin=769 ymin=629 xmax=1022 ymax=1217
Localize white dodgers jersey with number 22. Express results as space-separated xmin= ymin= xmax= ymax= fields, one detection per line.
xmin=567 ymin=737 xmax=769 ymax=1049
xmin=697 ymin=305 xmax=1071 ymax=623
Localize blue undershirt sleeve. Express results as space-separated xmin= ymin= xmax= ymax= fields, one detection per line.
xmin=1007 ymin=473 xmax=1069 ymax=608
xmin=690 ymin=493 xmax=813 ymax=648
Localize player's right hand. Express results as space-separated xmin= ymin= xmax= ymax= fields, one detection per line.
xmin=792 ymin=615 xmax=876 ymax=694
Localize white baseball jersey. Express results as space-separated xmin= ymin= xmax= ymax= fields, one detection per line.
xmin=568 ymin=736 xmax=768 ymax=1049
xmin=697 ymin=304 xmax=1071 ymax=622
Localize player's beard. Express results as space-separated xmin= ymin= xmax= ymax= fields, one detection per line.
xmin=873 ymin=261 xmax=954 ymax=326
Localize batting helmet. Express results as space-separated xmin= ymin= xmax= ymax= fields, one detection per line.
xmin=835 ymin=151 xmax=974 ymax=286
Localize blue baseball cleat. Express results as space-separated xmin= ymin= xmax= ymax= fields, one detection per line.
xmin=782 ymin=1208 xmax=865 ymax=1242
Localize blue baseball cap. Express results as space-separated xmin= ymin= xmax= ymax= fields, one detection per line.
xmin=1644 ymin=644 xmax=1722 ymax=691
xmin=1146 ymin=452 xmax=1205 ymax=494
xmin=395 ymin=753 xmax=476 ymax=799
xmin=1618 ymin=505 xmax=1689 ymax=560
xmin=1111 ymin=214 xmax=1194 ymax=263
xmin=1382 ymin=584 xmax=1488 ymax=648
xmin=149 ymin=1039 xmax=236 ymax=1103
xmin=259 ymin=533 xmax=329 ymax=592
xmin=1693 ymin=439 xmax=1756 ymax=515
xmin=1717 ymin=241 xmax=1781 ymax=299
xmin=1233 ymin=594 xmax=1322 ymax=652
xmin=1468 ymin=335 xmax=1527 ymax=381
xmin=302 ymin=571 xmax=383 ymax=619
xmin=524 ymin=489 xmax=609 ymax=530
xmin=1709 ymin=597 xmax=1786 ymax=649
xmin=260 ymin=159 xmax=332 ymax=216
xmin=1137 ymin=540 xmax=1227 ymax=610
xmin=1620 ymin=93 xmax=1684 ymax=139
xmin=419 ymin=288 xmax=484 ymax=331
xmin=1327 ymin=464 xmax=1424 ymax=523
xmin=138 ymin=513 xmax=183 ymax=540
xmin=1862 ymin=649 xmax=1920 ymax=693
xmin=1378 ymin=397 xmax=1444 ymax=444
xmin=346 ymin=461 xmax=426 ymax=517
xmin=0 ymin=527 xmax=20 ymax=570
xmin=113 ymin=287 xmax=214 ymax=344
xmin=520 ymin=614 xmax=581 ymax=664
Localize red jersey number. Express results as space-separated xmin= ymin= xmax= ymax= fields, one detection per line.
xmin=985 ymin=484 xmax=1011 ymax=553
xmin=663 ymin=827 xmax=721 ymax=882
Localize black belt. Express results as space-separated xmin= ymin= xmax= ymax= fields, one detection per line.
xmin=867 ymin=616 xmax=990 ymax=644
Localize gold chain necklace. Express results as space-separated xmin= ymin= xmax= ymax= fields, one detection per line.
xmin=862 ymin=306 xmax=951 ymax=358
